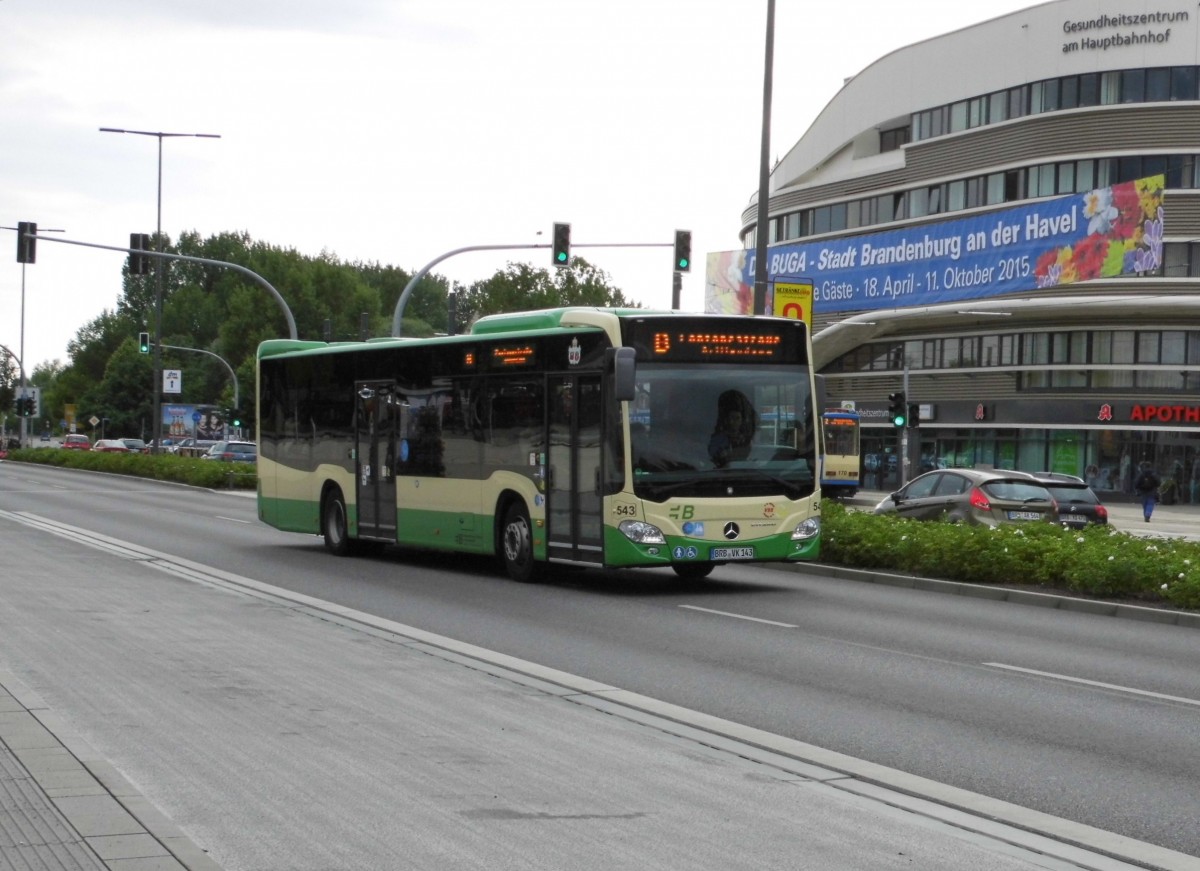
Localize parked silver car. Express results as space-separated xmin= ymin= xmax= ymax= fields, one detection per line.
xmin=874 ymin=468 xmax=1058 ymax=527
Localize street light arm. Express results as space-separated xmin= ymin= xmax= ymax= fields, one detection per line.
xmin=159 ymin=344 xmax=239 ymax=410
xmin=36 ymin=235 xmax=298 ymax=340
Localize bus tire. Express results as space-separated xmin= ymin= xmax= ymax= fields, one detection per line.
xmin=500 ymin=501 xmax=541 ymax=582
xmin=672 ymin=562 xmax=715 ymax=580
xmin=322 ymin=488 xmax=353 ymax=556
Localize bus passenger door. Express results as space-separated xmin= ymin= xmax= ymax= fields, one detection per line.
xmin=355 ymin=381 xmax=398 ymax=541
xmin=546 ymin=374 xmax=603 ymax=565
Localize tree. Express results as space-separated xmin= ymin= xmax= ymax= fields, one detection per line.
xmin=454 ymin=256 xmax=636 ymax=330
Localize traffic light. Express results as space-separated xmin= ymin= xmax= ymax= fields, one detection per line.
xmin=673 ymin=229 xmax=692 ymax=272
xmin=138 ymin=331 xmax=150 ymax=354
xmin=229 ymin=408 xmax=241 ymax=428
xmin=551 ymin=222 xmax=570 ymax=267
xmin=888 ymin=391 xmax=907 ymax=428
xmin=17 ymin=397 xmax=32 ymax=417
xmin=129 ymin=233 xmax=151 ymax=275
xmin=907 ymin=402 xmax=920 ymax=428
xmin=16 ymin=221 xmax=36 ymax=264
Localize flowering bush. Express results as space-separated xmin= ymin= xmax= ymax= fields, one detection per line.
xmin=821 ymin=500 xmax=1200 ymax=610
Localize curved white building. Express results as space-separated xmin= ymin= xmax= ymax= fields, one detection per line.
xmin=710 ymin=0 xmax=1200 ymax=497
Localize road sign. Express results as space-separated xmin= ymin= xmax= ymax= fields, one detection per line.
xmin=163 ymin=369 xmax=182 ymax=394
xmin=89 ymin=415 xmax=100 ymax=427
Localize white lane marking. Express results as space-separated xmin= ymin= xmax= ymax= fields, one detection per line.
xmin=217 ymin=515 xmax=252 ymax=524
xmin=985 ymin=662 xmax=1200 ymax=707
xmin=679 ymin=605 xmax=798 ymax=628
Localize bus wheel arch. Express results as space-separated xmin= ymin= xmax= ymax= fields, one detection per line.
xmin=321 ymin=483 xmax=353 ymax=556
xmin=496 ymin=493 xmax=542 ymax=583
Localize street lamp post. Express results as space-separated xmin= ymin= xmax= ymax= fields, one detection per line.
xmin=100 ymin=127 xmax=220 ymax=452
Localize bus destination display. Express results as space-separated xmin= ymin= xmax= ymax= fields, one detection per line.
xmin=625 ymin=317 xmax=806 ymax=364
xmin=652 ymin=333 xmax=782 ymax=362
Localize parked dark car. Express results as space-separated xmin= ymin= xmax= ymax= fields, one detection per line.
xmin=1027 ymin=472 xmax=1108 ymax=528
xmin=121 ymin=438 xmax=147 ymax=454
xmin=873 ymin=468 xmax=1058 ymax=527
xmin=200 ymin=440 xmax=257 ymax=463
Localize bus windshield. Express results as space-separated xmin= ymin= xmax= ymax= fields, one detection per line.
xmin=628 ymin=364 xmax=816 ymax=501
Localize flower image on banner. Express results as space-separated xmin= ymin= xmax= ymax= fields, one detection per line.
xmin=1034 ymin=176 xmax=1165 ymax=288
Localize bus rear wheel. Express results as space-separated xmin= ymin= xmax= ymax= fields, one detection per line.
xmin=322 ymin=488 xmax=352 ymax=556
xmin=501 ymin=502 xmax=541 ymax=582
xmin=673 ymin=563 xmax=715 ymax=580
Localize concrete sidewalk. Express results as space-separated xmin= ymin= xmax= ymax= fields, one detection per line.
xmin=4 ymin=512 xmax=1193 ymax=870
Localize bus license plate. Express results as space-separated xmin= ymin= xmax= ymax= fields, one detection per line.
xmin=710 ymin=546 xmax=754 ymax=560
xmin=1007 ymin=511 xmax=1041 ymax=521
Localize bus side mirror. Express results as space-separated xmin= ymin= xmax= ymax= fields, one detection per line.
xmin=611 ymin=347 xmax=636 ymax=402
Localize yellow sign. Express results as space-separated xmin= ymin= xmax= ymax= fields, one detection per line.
xmin=772 ymin=281 xmax=813 ymax=326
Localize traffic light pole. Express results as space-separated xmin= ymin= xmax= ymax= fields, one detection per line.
xmin=900 ymin=366 xmax=911 ymax=487
xmin=391 ymin=240 xmax=672 ymax=337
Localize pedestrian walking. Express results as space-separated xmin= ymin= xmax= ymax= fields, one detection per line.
xmin=1134 ymin=461 xmax=1161 ymax=522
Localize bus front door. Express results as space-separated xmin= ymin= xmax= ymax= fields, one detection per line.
xmin=355 ymin=381 xmax=398 ymax=541
xmin=546 ymin=374 xmax=604 ymax=565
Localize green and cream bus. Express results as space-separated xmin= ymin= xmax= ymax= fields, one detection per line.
xmin=256 ymin=307 xmax=821 ymax=581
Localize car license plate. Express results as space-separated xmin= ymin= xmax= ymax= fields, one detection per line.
xmin=1007 ymin=511 xmax=1042 ymax=520
xmin=1062 ymin=514 xmax=1087 ymax=524
xmin=710 ymin=546 xmax=754 ymax=560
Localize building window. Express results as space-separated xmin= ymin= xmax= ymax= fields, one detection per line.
xmin=988 ymin=91 xmax=1007 ymax=123
xmin=986 ymin=173 xmax=1005 ymax=205
xmin=1060 ymin=76 xmax=1079 ymax=109
xmin=1008 ymin=85 xmax=1029 ymax=119
xmin=1146 ymin=67 xmax=1171 ymax=102
xmin=1057 ymin=162 xmax=1075 ymax=194
xmin=1122 ymin=68 xmax=1146 ymax=103
xmin=1162 ymin=331 xmax=1187 ymax=365
xmin=1101 ymin=71 xmax=1122 ymax=104
xmin=1172 ymin=66 xmax=1198 ymax=100
xmin=880 ymin=125 xmax=910 ymax=152
xmin=1078 ymin=73 xmax=1100 ymax=106
xmin=949 ymin=100 xmax=968 ymax=132
xmin=784 ymin=212 xmax=801 ymax=240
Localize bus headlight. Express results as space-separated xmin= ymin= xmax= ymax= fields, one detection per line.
xmin=619 ymin=520 xmax=666 ymax=544
xmin=791 ymin=518 xmax=820 ymax=541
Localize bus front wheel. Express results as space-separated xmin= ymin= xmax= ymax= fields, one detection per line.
xmin=672 ymin=563 xmax=715 ymax=580
xmin=500 ymin=502 xmax=541 ymax=583
xmin=322 ymin=489 xmax=352 ymax=556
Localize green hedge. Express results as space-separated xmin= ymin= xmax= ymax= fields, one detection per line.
xmin=6 ymin=447 xmax=256 ymax=490
xmin=821 ymin=500 xmax=1200 ymax=610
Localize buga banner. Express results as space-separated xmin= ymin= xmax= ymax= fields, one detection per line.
xmin=706 ymin=175 xmax=1165 ymax=315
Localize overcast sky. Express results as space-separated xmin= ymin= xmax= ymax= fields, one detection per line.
xmin=2 ymin=0 xmax=1034 ymax=372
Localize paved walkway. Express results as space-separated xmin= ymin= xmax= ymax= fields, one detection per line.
xmin=0 ymin=671 xmax=218 ymax=871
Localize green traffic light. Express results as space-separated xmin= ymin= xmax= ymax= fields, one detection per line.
xmin=556 ymin=251 xmax=568 ymax=262
xmin=677 ymin=257 xmax=689 ymax=269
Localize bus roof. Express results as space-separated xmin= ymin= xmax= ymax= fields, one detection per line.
xmin=257 ymin=308 xmax=785 ymax=361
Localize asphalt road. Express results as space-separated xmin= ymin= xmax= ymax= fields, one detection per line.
xmin=2 ymin=461 xmax=1198 ymax=868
